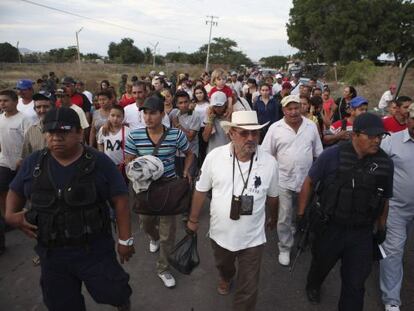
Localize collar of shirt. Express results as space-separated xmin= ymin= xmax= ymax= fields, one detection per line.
xmin=402 ymin=128 xmax=414 ymax=143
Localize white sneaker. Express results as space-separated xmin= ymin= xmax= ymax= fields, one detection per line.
xmin=385 ymin=305 xmax=400 ymax=311
xmin=278 ymin=251 xmax=290 ymax=266
xmin=158 ymin=271 xmax=176 ymax=288
xmin=149 ymin=240 xmax=160 ymax=253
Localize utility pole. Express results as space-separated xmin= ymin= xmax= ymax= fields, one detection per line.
xmin=205 ymin=15 xmax=218 ymax=72
xmin=75 ymin=27 xmax=83 ymax=72
xmin=16 ymin=41 xmax=21 ymax=64
xmin=149 ymin=41 xmax=159 ymax=68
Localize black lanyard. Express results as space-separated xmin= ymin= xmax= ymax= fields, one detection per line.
xmin=232 ymin=148 xmax=254 ymax=196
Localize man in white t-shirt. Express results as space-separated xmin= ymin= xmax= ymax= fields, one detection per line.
xmin=124 ymin=82 xmax=169 ymax=130
xmin=75 ymin=81 xmax=94 ymax=104
xmin=272 ymin=73 xmax=283 ymax=95
xmin=56 ymin=89 xmax=89 ymax=131
xmin=230 ymin=72 xmax=243 ymax=98
xmin=0 ymin=90 xmax=32 ymax=253
xmin=187 ymin=111 xmax=279 ymax=311
xmin=378 ymin=84 xmax=397 ymax=114
xmin=262 ymin=95 xmax=323 ymax=267
xmin=16 ymin=79 xmax=38 ymax=125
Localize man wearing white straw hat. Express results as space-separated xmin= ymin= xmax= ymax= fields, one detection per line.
xmin=262 ymin=94 xmax=323 ymax=267
xmin=187 ymin=111 xmax=279 ymax=311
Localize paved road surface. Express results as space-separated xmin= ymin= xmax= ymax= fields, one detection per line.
xmin=1 ymin=203 xmax=413 ymax=311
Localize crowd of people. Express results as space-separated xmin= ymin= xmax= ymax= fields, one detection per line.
xmin=0 ymin=67 xmax=413 ymax=311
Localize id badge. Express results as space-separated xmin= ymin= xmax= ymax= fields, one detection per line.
xmin=240 ymin=195 xmax=254 ymax=215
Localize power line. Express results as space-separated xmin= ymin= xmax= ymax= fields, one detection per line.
xmin=19 ymin=0 xmax=202 ymax=44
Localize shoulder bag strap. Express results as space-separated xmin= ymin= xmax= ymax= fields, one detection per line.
xmin=151 ymin=127 xmax=169 ymax=156
xmin=121 ymin=126 xmax=125 ymax=163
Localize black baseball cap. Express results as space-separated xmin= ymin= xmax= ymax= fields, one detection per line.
xmin=353 ymin=112 xmax=389 ymax=136
xmin=43 ymin=107 xmax=81 ymax=132
xmin=33 ymin=90 xmax=52 ymax=101
xmin=61 ymin=76 xmax=76 ymax=85
xmin=139 ymin=96 xmax=164 ymax=112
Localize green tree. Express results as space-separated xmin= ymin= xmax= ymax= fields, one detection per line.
xmin=0 ymin=42 xmax=20 ymax=62
xmin=107 ymin=38 xmax=145 ymax=64
xmin=286 ymin=0 xmax=414 ymax=63
xmin=165 ymin=52 xmax=191 ymax=63
xmin=143 ymin=47 xmax=153 ymax=64
xmin=193 ymin=37 xmax=252 ymax=66
xmin=47 ymin=47 xmax=78 ymax=62
xmin=260 ymin=55 xmax=288 ymax=68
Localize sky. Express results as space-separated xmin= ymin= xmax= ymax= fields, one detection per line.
xmin=0 ymin=0 xmax=296 ymax=61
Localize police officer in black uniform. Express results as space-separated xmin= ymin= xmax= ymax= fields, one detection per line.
xmin=5 ymin=107 xmax=134 ymax=311
xmin=297 ymin=113 xmax=394 ymax=311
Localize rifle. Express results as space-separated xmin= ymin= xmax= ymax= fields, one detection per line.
xmin=290 ymin=182 xmax=322 ymax=273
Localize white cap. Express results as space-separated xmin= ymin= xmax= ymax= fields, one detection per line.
xmin=211 ymin=91 xmax=227 ymax=107
xmin=281 ymin=95 xmax=300 ymax=107
xmin=276 ymin=73 xmax=283 ymax=79
xmin=158 ymin=71 xmax=165 ymax=76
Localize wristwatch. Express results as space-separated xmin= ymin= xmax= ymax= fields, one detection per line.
xmin=118 ymin=237 xmax=134 ymax=246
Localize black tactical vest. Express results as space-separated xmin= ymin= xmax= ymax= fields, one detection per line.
xmin=319 ymin=141 xmax=391 ymax=226
xmin=26 ymin=147 xmax=111 ymax=248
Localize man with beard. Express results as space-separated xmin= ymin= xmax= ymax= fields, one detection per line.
xmin=187 ymin=110 xmax=279 ymax=311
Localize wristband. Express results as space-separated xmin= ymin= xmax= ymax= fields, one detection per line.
xmin=188 ymin=219 xmax=199 ymax=224
xmin=118 ymin=237 xmax=134 ymax=246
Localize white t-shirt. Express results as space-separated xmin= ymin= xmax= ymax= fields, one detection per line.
xmin=0 ymin=112 xmax=32 ymax=170
xmin=196 ymin=143 xmax=279 ymax=251
xmin=70 ymin=104 xmax=89 ymax=129
xmin=17 ymin=98 xmax=38 ymax=125
xmin=230 ymin=81 xmax=243 ymax=98
xmin=272 ymin=83 xmax=282 ymax=95
xmin=97 ymin=126 xmax=130 ymax=165
xmin=193 ymin=102 xmax=210 ymax=127
xmin=378 ymin=90 xmax=393 ymax=109
xmin=170 ymin=110 xmax=201 ymax=156
xmin=83 ymin=90 xmax=93 ymax=104
xmin=262 ymin=117 xmax=323 ymax=192
xmin=124 ymin=104 xmax=170 ymax=130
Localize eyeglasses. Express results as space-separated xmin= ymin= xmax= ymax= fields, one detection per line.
xmin=233 ymin=129 xmax=260 ymax=138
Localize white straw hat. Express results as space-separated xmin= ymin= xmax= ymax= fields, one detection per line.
xmin=220 ymin=111 xmax=269 ymax=133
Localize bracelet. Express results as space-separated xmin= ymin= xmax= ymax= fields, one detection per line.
xmin=188 ymin=218 xmax=199 ymax=224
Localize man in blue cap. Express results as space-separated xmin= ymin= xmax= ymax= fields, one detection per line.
xmin=16 ymin=79 xmax=38 ymax=124
xmin=323 ymin=95 xmax=368 ymax=146
xmin=297 ymin=112 xmax=394 ymax=310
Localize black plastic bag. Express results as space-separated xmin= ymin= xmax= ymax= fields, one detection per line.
xmin=168 ymin=230 xmax=200 ymax=275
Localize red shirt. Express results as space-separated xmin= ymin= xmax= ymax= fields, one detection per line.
xmin=56 ymin=93 xmax=91 ymax=112
xmin=208 ymin=85 xmax=233 ymax=98
xmin=119 ymin=95 xmax=136 ymax=108
xmin=330 ymin=119 xmax=353 ymax=134
xmin=383 ymin=116 xmax=407 ymax=133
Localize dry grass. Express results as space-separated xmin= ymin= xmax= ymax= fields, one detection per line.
xmin=0 ymin=62 xmax=205 ymax=93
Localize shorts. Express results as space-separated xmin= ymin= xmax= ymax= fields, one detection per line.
xmin=0 ymin=166 xmax=16 ymax=192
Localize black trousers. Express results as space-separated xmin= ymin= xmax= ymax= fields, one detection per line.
xmin=306 ymin=222 xmax=373 ymax=311
xmin=36 ymin=236 xmax=131 ymax=311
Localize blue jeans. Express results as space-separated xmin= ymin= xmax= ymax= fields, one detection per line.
xmin=36 ymin=236 xmax=131 ymax=311
xmin=380 ymin=205 xmax=414 ymax=306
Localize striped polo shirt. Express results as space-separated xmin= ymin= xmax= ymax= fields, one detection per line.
xmin=125 ymin=127 xmax=189 ymax=177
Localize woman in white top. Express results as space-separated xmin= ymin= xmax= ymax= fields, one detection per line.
xmin=192 ymin=85 xmax=210 ymax=167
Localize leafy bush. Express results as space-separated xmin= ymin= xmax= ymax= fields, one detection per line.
xmin=342 ymin=60 xmax=377 ymax=85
